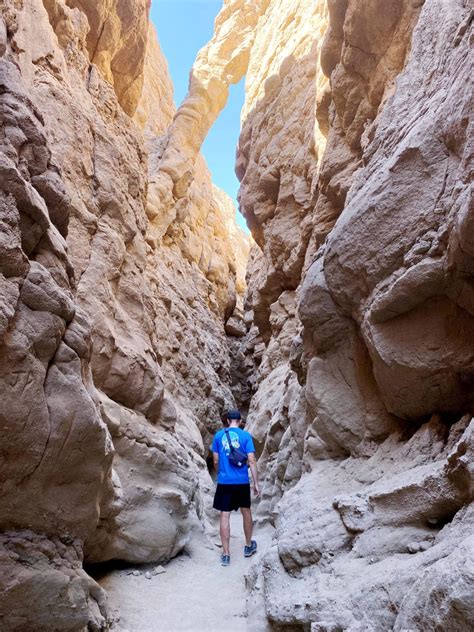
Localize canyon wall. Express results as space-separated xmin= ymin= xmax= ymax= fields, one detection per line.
xmin=0 ymin=0 xmax=248 ymax=628
xmin=237 ymin=0 xmax=474 ymax=629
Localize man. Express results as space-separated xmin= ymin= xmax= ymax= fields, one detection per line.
xmin=212 ymin=409 xmax=260 ymax=566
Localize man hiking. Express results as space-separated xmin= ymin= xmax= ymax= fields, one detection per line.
xmin=212 ymin=409 xmax=260 ymax=566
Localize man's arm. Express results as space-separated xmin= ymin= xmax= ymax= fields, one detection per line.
xmin=247 ymin=452 xmax=260 ymax=496
xmin=213 ymin=451 xmax=219 ymax=473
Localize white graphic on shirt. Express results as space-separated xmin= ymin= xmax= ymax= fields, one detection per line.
xmin=222 ymin=431 xmax=240 ymax=455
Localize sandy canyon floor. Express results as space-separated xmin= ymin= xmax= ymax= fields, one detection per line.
xmin=99 ymin=512 xmax=273 ymax=632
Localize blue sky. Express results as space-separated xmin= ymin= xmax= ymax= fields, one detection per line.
xmin=150 ymin=0 xmax=248 ymax=232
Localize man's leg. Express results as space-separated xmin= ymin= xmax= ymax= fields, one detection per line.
xmin=220 ymin=511 xmax=231 ymax=555
xmin=240 ymin=507 xmax=253 ymax=547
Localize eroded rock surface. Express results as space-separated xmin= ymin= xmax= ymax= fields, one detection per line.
xmin=145 ymin=0 xmax=269 ymax=243
xmin=237 ymin=0 xmax=474 ymax=629
xmin=65 ymin=0 xmax=151 ymax=116
xmin=0 ymin=0 xmax=249 ymax=628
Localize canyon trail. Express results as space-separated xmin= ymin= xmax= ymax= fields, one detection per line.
xmin=100 ymin=514 xmax=273 ymax=632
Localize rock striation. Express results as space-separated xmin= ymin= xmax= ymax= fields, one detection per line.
xmin=0 ymin=0 xmax=249 ymax=628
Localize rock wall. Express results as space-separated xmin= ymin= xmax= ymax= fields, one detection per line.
xmin=237 ymin=0 xmax=474 ymax=629
xmin=0 ymin=0 xmax=249 ymax=628
xmin=237 ymin=0 xmax=330 ymax=519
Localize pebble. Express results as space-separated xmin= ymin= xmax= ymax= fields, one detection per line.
xmin=145 ymin=571 xmax=152 ymax=580
xmin=152 ymin=565 xmax=166 ymax=575
xmin=132 ymin=570 xmax=140 ymax=576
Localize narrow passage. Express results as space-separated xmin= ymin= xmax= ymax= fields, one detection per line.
xmin=100 ymin=513 xmax=273 ymax=631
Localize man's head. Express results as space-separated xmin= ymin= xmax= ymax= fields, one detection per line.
xmin=226 ymin=409 xmax=241 ymax=426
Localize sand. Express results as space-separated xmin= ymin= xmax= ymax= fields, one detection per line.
xmin=100 ymin=512 xmax=273 ymax=632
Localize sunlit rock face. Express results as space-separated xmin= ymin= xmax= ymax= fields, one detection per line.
xmin=65 ymin=0 xmax=151 ymax=116
xmin=235 ymin=0 xmax=474 ymax=629
xmin=0 ymin=0 xmax=248 ymax=627
xmin=234 ymin=0 xmax=331 ymax=520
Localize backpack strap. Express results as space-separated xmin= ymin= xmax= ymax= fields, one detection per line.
xmin=224 ymin=428 xmax=236 ymax=454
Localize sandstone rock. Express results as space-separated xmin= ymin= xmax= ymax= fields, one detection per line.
xmin=134 ymin=22 xmax=174 ymax=137
xmin=152 ymin=565 xmax=166 ymax=576
xmin=65 ymin=0 xmax=150 ymax=116
xmin=0 ymin=22 xmax=115 ymax=624
xmin=147 ymin=0 xmax=268 ymax=240
xmin=322 ymin=0 xmax=473 ymax=423
xmin=225 ymin=316 xmax=247 ymax=337
xmin=0 ymin=0 xmax=249 ymax=626
xmin=0 ymin=532 xmax=108 ymax=631
xmin=0 ymin=16 xmax=7 ymax=56
xmin=259 ymin=420 xmax=474 ymax=629
xmin=236 ymin=0 xmax=332 ymax=521
xmin=394 ymin=530 xmax=474 ymax=630
xmin=87 ymin=393 xmax=209 ymax=565
xmin=213 ymin=185 xmax=251 ymax=300
xmin=234 ymin=0 xmax=474 ymax=628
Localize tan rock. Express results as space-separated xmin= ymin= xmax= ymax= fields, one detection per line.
xmin=323 ymin=0 xmax=474 ymax=420
xmin=259 ymin=418 xmax=474 ymax=630
xmin=2 ymin=0 xmax=472 ymax=629
xmin=237 ymin=0 xmax=474 ymax=628
xmin=0 ymin=9 xmax=115 ymax=622
xmin=0 ymin=0 xmax=249 ymax=626
xmin=65 ymin=0 xmax=150 ymax=116
xmin=0 ymin=531 xmax=109 ymax=631
xmin=212 ymin=185 xmax=251 ymax=299
xmin=134 ymin=22 xmax=175 ymax=137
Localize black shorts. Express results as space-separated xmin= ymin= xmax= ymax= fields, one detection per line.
xmin=213 ymin=483 xmax=251 ymax=512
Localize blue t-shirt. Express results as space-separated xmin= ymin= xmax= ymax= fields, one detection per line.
xmin=212 ymin=427 xmax=255 ymax=485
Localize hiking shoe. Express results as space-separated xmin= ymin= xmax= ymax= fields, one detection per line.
xmin=244 ymin=540 xmax=257 ymax=557
xmin=221 ymin=554 xmax=230 ymax=566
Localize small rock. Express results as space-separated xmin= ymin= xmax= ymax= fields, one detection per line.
xmin=132 ymin=570 xmax=140 ymax=576
xmin=145 ymin=571 xmax=152 ymax=580
xmin=152 ymin=565 xmax=166 ymax=575
xmin=418 ymin=540 xmax=432 ymax=552
xmin=225 ymin=317 xmax=247 ymax=337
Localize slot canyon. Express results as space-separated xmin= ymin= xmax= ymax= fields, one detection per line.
xmin=0 ymin=0 xmax=473 ymax=630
